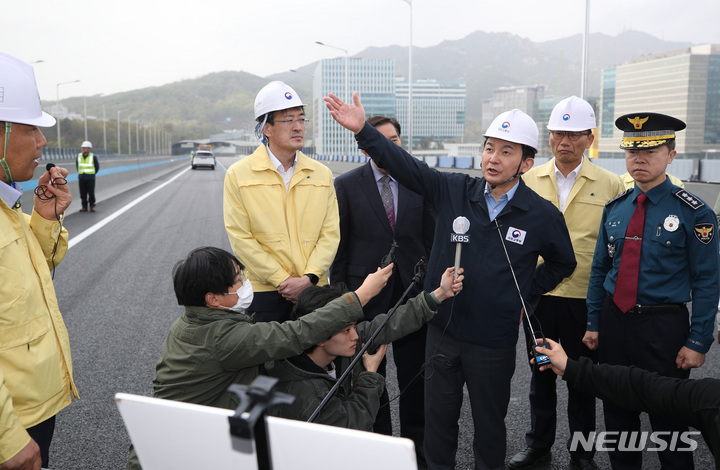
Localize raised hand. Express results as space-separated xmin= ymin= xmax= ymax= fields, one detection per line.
xmin=323 ymin=92 xmax=366 ymax=134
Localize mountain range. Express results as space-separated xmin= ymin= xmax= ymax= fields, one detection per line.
xmin=57 ymin=30 xmax=692 ymax=143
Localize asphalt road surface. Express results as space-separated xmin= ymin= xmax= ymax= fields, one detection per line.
xmin=44 ymin=157 xmax=718 ymax=469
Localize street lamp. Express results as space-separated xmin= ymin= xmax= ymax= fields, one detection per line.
xmin=117 ymin=109 xmax=127 ymax=154
xmin=580 ymin=0 xmax=590 ymax=99
xmin=316 ymin=41 xmax=349 ymax=159
xmin=103 ymin=105 xmax=107 ymax=153
xmin=55 ymin=79 xmax=80 ymax=150
xmin=127 ymin=117 xmax=131 ymax=155
xmin=400 ymin=0 xmax=413 ymax=152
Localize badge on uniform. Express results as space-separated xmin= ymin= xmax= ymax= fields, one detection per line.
xmin=607 ymin=243 xmax=616 ymax=258
xmin=505 ymin=226 xmax=526 ymax=245
xmin=663 ymin=215 xmax=680 ymax=232
xmin=694 ymin=224 xmax=714 ymax=244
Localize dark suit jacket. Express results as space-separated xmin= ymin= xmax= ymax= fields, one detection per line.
xmin=330 ymin=162 xmax=436 ymax=319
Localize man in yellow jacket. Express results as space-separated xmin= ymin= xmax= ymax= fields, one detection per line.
xmin=511 ymin=97 xmax=624 ymax=470
xmin=0 ymin=52 xmax=77 ymax=469
xmin=224 ymin=81 xmax=339 ymax=322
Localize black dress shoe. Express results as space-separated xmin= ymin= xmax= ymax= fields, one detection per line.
xmin=569 ymin=457 xmax=599 ymax=470
xmin=507 ymin=447 xmax=551 ymax=469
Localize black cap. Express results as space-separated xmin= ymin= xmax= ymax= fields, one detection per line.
xmin=615 ymin=112 xmax=686 ymax=150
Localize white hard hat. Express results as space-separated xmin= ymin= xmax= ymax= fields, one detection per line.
xmin=81 ymin=141 xmax=92 ymax=148
xmin=253 ymin=81 xmax=305 ymax=119
xmin=484 ymin=109 xmax=539 ymax=151
xmin=0 ymin=52 xmax=56 ymax=127
xmin=547 ymin=96 xmax=596 ymax=131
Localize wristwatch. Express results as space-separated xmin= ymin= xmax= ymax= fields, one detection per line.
xmin=305 ymin=273 xmax=319 ymax=285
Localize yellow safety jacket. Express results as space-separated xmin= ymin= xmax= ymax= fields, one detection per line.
xmin=77 ymin=153 xmax=96 ymax=175
xmin=0 ymin=203 xmax=77 ymax=464
xmin=523 ymin=158 xmax=625 ymax=298
xmin=223 ymin=146 xmax=340 ymax=292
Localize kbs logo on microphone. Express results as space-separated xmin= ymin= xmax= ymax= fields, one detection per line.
xmin=569 ymin=431 xmax=700 ymax=453
xmin=450 ymin=233 xmax=470 ymax=243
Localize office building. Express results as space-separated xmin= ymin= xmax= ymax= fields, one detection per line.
xmin=598 ymin=44 xmax=720 ymax=159
xmin=396 ymin=79 xmax=466 ymax=149
xmin=313 ymin=59 xmax=466 ymax=157
xmin=313 ymin=58 xmax=396 ymax=157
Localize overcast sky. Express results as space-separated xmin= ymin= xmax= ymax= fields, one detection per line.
xmin=3 ymin=0 xmax=719 ymax=101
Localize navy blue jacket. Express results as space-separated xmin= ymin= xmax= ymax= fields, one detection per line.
xmin=355 ymin=123 xmax=576 ymax=348
xmin=587 ymin=179 xmax=720 ymax=353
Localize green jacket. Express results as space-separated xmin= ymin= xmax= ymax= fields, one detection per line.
xmin=128 ymin=292 xmax=365 ymax=470
xmin=264 ymin=292 xmax=438 ymax=431
xmin=152 ymin=292 xmax=365 ymax=410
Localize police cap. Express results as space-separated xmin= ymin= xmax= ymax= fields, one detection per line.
xmin=615 ymin=112 xmax=686 ymax=150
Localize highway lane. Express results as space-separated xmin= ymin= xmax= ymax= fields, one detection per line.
xmin=44 ymin=157 xmax=717 ymax=469
xmin=49 ymin=162 xmax=231 ymax=469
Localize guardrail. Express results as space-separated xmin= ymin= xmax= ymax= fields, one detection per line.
xmin=317 ymin=154 xmax=720 ymax=184
xmin=19 ymin=154 xmax=190 ymax=213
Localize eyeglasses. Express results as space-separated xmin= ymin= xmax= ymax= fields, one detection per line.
xmin=550 ymin=131 xmax=591 ymax=142
xmin=274 ymin=118 xmax=309 ymax=126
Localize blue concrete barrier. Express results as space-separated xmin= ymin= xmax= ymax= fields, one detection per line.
xmin=438 ymin=156 xmax=454 ymax=168
xmin=20 ymin=155 xmax=188 ymax=213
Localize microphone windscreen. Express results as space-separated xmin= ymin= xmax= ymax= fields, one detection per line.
xmin=46 ymin=162 xmax=56 ymax=172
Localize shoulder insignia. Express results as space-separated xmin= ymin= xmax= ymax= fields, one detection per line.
xmin=674 ymin=189 xmax=705 ymax=210
xmin=605 ymin=189 xmax=632 ymax=206
xmin=695 ymin=224 xmax=714 ymax=244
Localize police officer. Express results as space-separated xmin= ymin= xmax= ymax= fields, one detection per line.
xmin=76 ymin=140 xmax=99 ymax=212
xmin=512 ymin=97 xmax=624 ymax=470
xmin=584 ymin=112 xmax=720 ymax=469
xmin=325 ymin=92 xmax=577 ymax=470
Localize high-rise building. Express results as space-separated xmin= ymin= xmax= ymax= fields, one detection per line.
xmin=313 ymin=58 xmax=395 ymax=157
xmin=598 ymin=44 xmax=720 ymax=159
xmin=491 ymin=85 xmax=546 ymax=119
xmin=396 ymin=79 xmax=466 ymax=149
xmin=313 ymin=58 xmax=466 ymax=157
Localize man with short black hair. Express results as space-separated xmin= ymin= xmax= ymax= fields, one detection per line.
xmin=127 ymin=246 xmax=392 ymax=469
xmin=224 ymin=81 xmax=339 ymax=323
xmin=325 ymin=92 xmax=576 ymax=470
xmin=267 ymin=267 xmax=461 ymax=431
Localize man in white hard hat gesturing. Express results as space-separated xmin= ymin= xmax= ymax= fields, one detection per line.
xmin=77 ymin=140 xmax=99 ymax=212
xmin=224 ymin=81 xmax=339 ymax=322
xmin=325 ymin=92 xmax=576 ymax=470
xmin=0 ymin=52 xmax=77 ymax=470
xmin=511 ymin=97 xmax=624 ymax=470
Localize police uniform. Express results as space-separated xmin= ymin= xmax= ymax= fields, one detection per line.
xmin=586 ymin=113 xmax=720 ymax=469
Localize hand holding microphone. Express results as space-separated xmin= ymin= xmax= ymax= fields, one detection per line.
xmin=34 ymin=162 xmax=72 ymax=219
xmin=450 ymin=216 xmax=470 ymax=279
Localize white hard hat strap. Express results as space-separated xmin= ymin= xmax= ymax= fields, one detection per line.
xmin=254 ymin=114 xmax=269 ymax=143
xmin=0 ymin=122 xmax=13 ymax=185
xmin=488 ymin=158 xmax=525 ymax=193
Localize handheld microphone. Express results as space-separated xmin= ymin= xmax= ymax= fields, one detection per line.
xmin=450 ymin=216 xmax=470 ymax=279
xmin=46 ymin=162 xmax=55 ymax=184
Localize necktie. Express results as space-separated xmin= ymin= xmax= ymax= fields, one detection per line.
xmin=380 ymin=175 xmax=395 ymax=232
xmin=613 ymin=193 xmax=648 ymax=313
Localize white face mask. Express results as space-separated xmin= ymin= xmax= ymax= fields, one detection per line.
xmin=221 ymin=279 xmax=254 ymax=313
